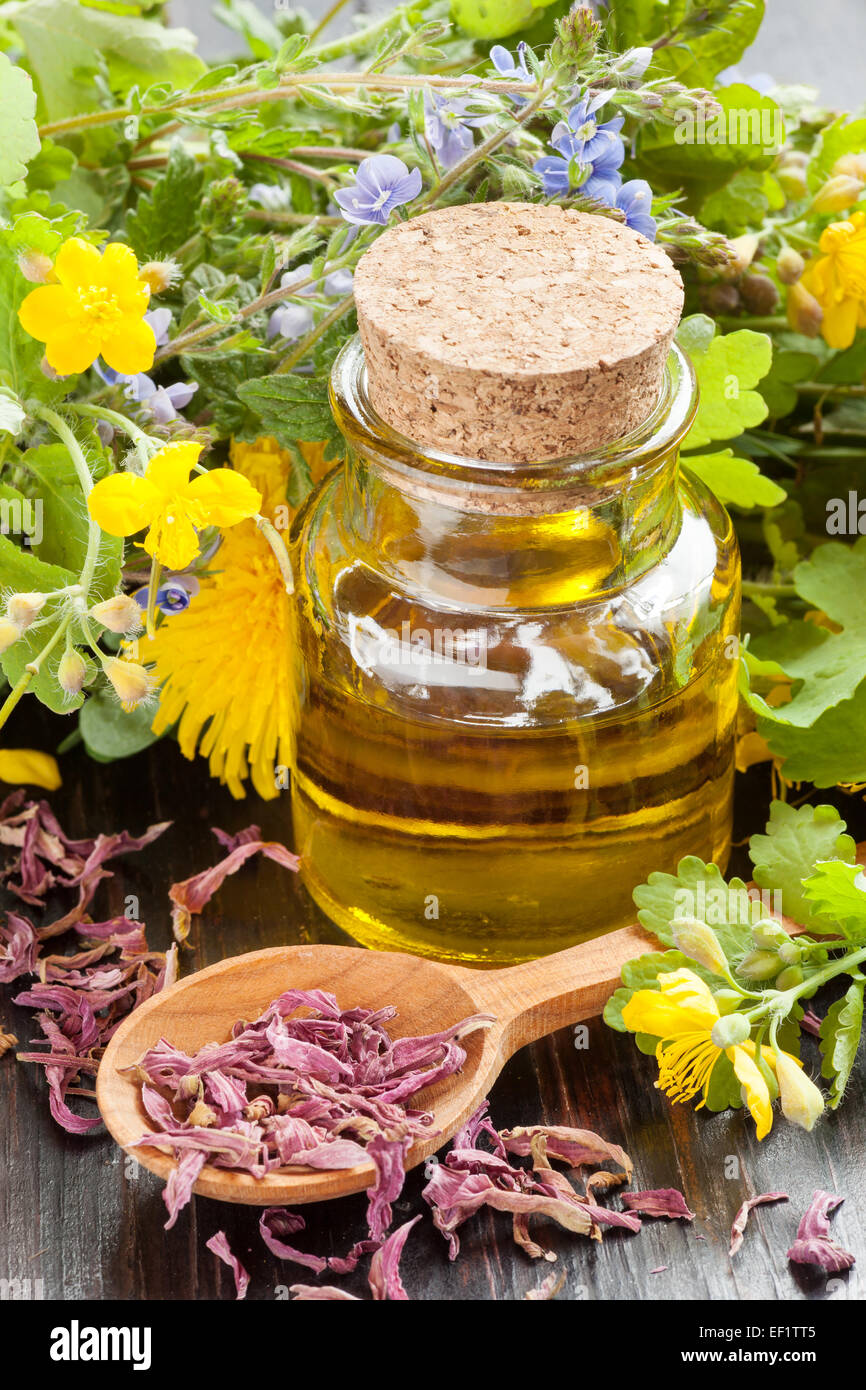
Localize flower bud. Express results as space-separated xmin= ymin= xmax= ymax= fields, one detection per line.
xmin=103 ymin=656 xmax=152 ymax=710
xmin=672 ymin=915 xmax=729 ymax=976
xmin=726 ymin=232 xmax=760 ymax=275
xmin=139 ymin=259 xmax=181 ymax=294
xmin=712 ymin=987 xmax=745 ymax=1016
xmin=775 ymin=964 xmax=804 ymax=990
xmin=6 ymin=592 xmax=46 ymax=629
xmin=811 ymin=174 xmax=864 ymax=213
xmin=740 ymin=273 xmax=780 ymax=315
xmin=616 ymin=46 xmax=653 ymax=80
xmin=0 ymin=617 xmax=21 ymax=654
xmin=777 ymin=246 xmax=805 ymax=284
xmin=738 ymin=949 xmax=782 ymax=982
xmin=90 ymin=594 xmax=144 ymax=635
xmin=17 ymin=249 xmax=55 ymax=284
xmin=786 ymin=281 xmax=823 ymax=337
xmin=775 ymin=1051 xmax=824 ymax=1132
xmin=710 ymin=1013 xmax=751 ymax=1049
xmin=751 ymin=918 xmax=791 ymax=951
xmin=57 ymin=648 xmax=87 ymax=697
xmin=833 ymin=152 xmax=866 ymax=182
xmin=777 ymin=939 xmax=801 ymax=966
xmin=777 ymin=164 xmax=807 ymax=199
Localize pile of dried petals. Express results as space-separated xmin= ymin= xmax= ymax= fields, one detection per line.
xmin=0 ymin=790 xmax=173 ymax=1132
xmin=128 ymin=988 xmax=494 ymax=1235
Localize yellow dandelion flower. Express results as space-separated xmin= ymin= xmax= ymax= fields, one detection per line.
xmin=621 ymin=968 xmax=802 ymax=1140
xmin=87 ymin=441 xmax=262 ymax=571
xmin=801 ymin=211 xmax=866 ymax=349
xmin=148 ymin=437 xmax=333 ymax=799
xmin=18 ymin=237 xmax=156 ymax=376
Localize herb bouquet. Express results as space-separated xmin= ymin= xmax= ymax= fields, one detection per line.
xmin=3 ymin=0 xmax=866 ymax=1141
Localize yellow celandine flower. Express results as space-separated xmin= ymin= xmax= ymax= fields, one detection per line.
xmin=801 ymin=212 xmax=866 ymax=349
xmin=0 ymin=749 xmax=61 ymax=790
xmin=87 ymin=441 xmax=262 ymax=571
xmin=621 ymin=968 xmax=804 ymax=1140
xmin=18 ymin=237 xmax=156 ymax=376
xmin=148 ymin=437 xmax=332 ymax=798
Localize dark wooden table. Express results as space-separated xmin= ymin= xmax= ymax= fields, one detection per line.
xmin=2 ymin=706 xmax=864 ymax=1303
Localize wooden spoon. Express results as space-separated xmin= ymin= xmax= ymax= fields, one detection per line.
xmin=97 ymin=923 xmax=657 ymax=1206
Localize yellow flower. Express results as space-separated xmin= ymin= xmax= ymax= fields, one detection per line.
xmin=621 ymin=968 xmax=796 ymax=1140
xmin=18 ymin=237 xmax=156 ymax=376
xmin=87 ymin=441 xmax=262 ymax=571
xmin=775 ymin=1051 xmax=824 ymax=1132
xmin=801 ymin=212 xmax=866 ymax=349
xmin=0 ymin=749 xmax=61 ymax=790
xmin=147 ymin=437 xmax=331 ymax=799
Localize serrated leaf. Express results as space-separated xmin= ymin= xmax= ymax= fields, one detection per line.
xmin=684 ymin=449 xmax=785 ymax=510
xmin=126 ymin=140 xmax=204 ymax=259
xmin=759 ymin=679 xmax=866 ymax=787
xmin=800 ymin=861 xmax=866 ymax=940
xmin=748 ymin=801 xmax=856 ymax=928
xmin=235 ymin=374 xmax=344 ymax=461
xmin=682 ymin=322 xmax=772 ymax=449
xmin=819 ymin=977 xmax=865 ymax=1107
xmin=0 ymin=54 xmax=40 ymax=187
xmin=746 ymin=539 xmax=866 ymax=730
xmin=633 ymin=856 xmax=754 ymax=962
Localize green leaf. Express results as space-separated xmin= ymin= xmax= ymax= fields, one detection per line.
xmin=700 ymin=168 xmax=769 ymax=236
xmin=651 ymin=6 xmax=766 ymax=87
xmin=759 ymin=679 xmax=866 ymax=786
xmin=801 ymin=861 xmax=866 ymax=940
xmin=79 ymin=686 xmax=160 ymax=760
xmin=6 ymin=0 xmax=204 ymax=122
xmin=235 ymin=374 xmax=344 ymax=462
xmin=684 ymin=449 xmax=785 ymax=510
xmin=745 ymin=539 xmax=866 ymax=730
xmin=680 ymin=321 xmax=772 ymax=449
xmin=126 ymin=141 xmax=204 ymax=259
xmin=0 ymin=536 xmax=79 ymax=713
xmin=0 ymin=215 xmax=69 ymax=404
xmin=16 ymin=440 xmax=121 ymax=588
xmin=639 ymin=82 xmax=781 ymax=189
xmin=749 ymin=801 xmax=857 ymax=929
xmin=633 ymin=856 xmax=754 ymax=963
xmin=760 ymin=348 xmax=817 ymax=419
xmin=0 ymin=54 xmax=40 ymax=187
xmin=807 ymin=114 xmax=866 ymax=195
xmin=819 ymin=977 xmax=865 ymax=1107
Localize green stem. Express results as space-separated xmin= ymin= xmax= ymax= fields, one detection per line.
xmin=274 ymin=293 xmax=355 ymax=374
xmin=742 ymin=579 xmax=798 ymax=599
xmin=308 ymin=0 xmax=353 ymax=41
xmin=144 ymin=561 xmax=162 ymax=642
xmin=35 ymin=407 xmax=101 ymax=595
xmin=38 ymin=74 xmax=534 ymax=140
xmin=72 ymin=402 xmax=158 ymax=463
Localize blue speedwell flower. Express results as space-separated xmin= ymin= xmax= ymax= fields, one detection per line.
xmin=424 ymin=92 xmax=484 ymax=170
xmin=266 ymin=263 xmax=355 ymax=340
xmin=133 ymin=576 xmax=200 ymax=616
xmin=490 ymin=41 xmax=532 ymax=83
xmin=614 ymin=180 xmax=657 ymax=241
xmin=334 ymin=155 xmax=422 ymax=226
xmin=534 ymin=93 xmax=625 ymax=201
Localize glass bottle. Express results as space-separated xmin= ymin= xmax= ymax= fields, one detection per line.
xmin=289 ymin=336 xmax=740 ymax=965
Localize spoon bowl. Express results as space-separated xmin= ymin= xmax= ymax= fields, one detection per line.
xmin=97 ymin=927 xmax=657 ymax=1206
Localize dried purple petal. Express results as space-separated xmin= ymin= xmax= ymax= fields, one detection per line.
xmin=368 ymin=1216 xmax=419 ymax=1300
xmin=787 ymin=1191 xmax=854 ymax=1273
xmin=801 ymin=1009 xmax=823 ymax=1038
xmin=0 ymin=912 xmax=40 ymax=982
xmin=206 ymin=1230 xmax=250 ymax=1299
xmin=729 ymin=1192 xmax=788 ymax=1257
xmin=259 ymin=1209 xmax=328 ymax=1275
xmin=525 ymin=1269 xmax=566 ymax=1300
xmin=212 ymin=825 xmax=262 ymax=852
xmin=501 ymin=1125 xmax=633 ymax=1180
xmin=621 ymin=1188 xmax=696 ymax=1222
xmin=169 ymin=837 xmax=300 ymax=943
xmin=290 ymin=1285 xmax=361 ymax=1300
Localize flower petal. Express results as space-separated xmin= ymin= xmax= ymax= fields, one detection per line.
xmin=88 ymin=472 xmax=160 ymax=537
xmin=730 ymin=1045 xmax=774 ymax=1140
xmin=187 ymin=469 xmax=263 ymax=526
xmin=822 ymin=295 xmax=860 ymax=350
xmin=0 ymin=749 xmax=61 ymax=790
xmin=621 ymin=989 xmax=718 ymax=1039
xmin=144 ymin=507 xmax=203 ymax=570
xmin=145 ymin=441 xmax=204 ymax=496
xmin=17 ymin=284 xmax=75 ymax=343
xmin=53 ymin=236 xmax=102 ymax=290
xmin=100 ymin=315 xmax=157 ymax=375
xmin=44 ymin=323 xmax=104 ymax=375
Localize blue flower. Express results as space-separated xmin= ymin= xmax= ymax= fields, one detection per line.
xmin=124 ymin=374 xmax=198 ymax=424
xmin=424 ymin=92 xmax=481 ymax=170
xmin=266 ymin=263 xmax=355 ymax=340
xmin=490 ymin=42 xmax=532 ymax=83
xmin=533 ymin=93 xmax=625 ymax=201
xmin=334 ymin=155 xmax=422 ymax=226
xmin=133 ymin=575 xmax=200 ymax=615
xmin=614 ymin=179 xmax=657 ymax=240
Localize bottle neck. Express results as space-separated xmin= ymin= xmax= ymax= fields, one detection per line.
xmin=330 ymin=337 xmax=696 ymax=607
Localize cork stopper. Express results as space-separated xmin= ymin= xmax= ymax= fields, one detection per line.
xmin=352 ymin=202 xmax=684 ymax=464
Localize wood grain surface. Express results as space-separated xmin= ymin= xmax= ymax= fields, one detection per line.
xmin=2 ymin=704 xmax=865 ymax=1302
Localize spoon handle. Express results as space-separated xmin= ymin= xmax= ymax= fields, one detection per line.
xmin=462 ymin=922 xmax=658 ymax=1053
